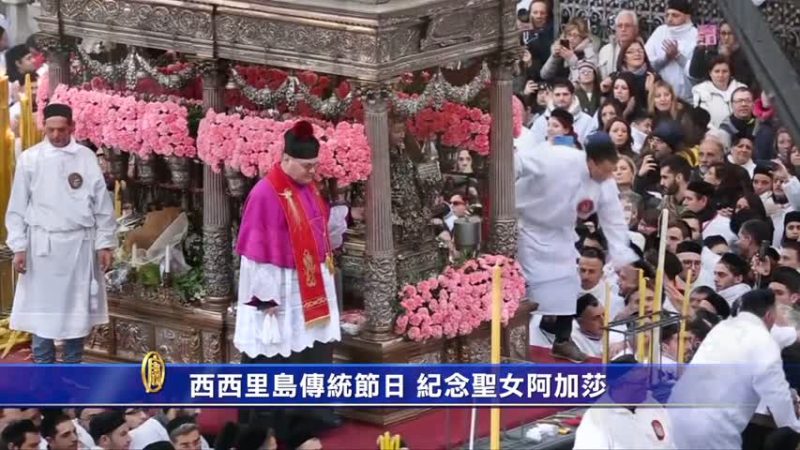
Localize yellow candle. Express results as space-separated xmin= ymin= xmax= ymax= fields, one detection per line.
xmin=602 ymin=282 xmax=612 ymax=364
xmin=637 ymin=271 xmax=647 ymax=363
xmin=114 ymin=181 xmax=122 ymax=218
xmin=490 ymin=263 xmax=502 ymax=450
xmin=653 ymin=209 xmax=669 ymax=316
xmin=677 ymin=270 xmax=693 ymax=364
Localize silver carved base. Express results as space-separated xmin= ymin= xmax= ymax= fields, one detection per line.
xmin=363 ymin=253 xmax=397 ymax=334
xmin=488 ymin=217 xmax=517 ymax=258
xmin=203 ymin=226 xmax=232 ymax=300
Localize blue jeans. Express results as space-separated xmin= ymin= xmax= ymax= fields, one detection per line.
xmin=32 ymin=335 xmax=85 ymax=364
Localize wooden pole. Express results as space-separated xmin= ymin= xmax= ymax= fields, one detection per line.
xmin=677 ymin=270 xmax=693 ymax=364
xmin=490 ymin=263 xmax=502 ymax=450
xmin=602 ymin=282 xmax=612 ymax=364
xmin=651 ymin=209 xmax=669 ymax=363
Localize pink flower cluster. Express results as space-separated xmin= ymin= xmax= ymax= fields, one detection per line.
xmin=512 ymin=95 xmax=524 ymax=138
xmin=103 ymin=95 xmax=146 ymax=154
xmin=46 ymin=86 xmax=196 ymax=158
xmin=394 ymin=255 xmax=526 ymax=342
xmin=139 ymin=101 xmax=196 ymax=158
xmin=196 ymin=111 xmax=372 ymax=185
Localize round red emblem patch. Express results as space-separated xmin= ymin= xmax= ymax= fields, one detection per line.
xmin=651 ymin=419 xmax=665 ymax=440
xmin=577 ymin=199 xmax=594 ymax=216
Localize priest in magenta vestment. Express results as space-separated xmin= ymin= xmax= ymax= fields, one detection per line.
xmin=234 ymin=121 xmax=347 ymax=363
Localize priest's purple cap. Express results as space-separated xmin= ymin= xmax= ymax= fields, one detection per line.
xmin=43 ymin=103 xmax=73 ymax=121
xmin=284 ymin=120 xmax=319 ymax=160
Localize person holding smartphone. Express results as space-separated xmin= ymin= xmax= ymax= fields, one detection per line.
xmin=546 ymin=108 xmax=581 ymax=149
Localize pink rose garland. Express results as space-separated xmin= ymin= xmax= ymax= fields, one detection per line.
xmin=196 ymin=111 xmax=372 ymax=185
xmin=394 ymin=255 xmax=526 ymax=342
xmin=46 ymin=86 xmax=196 ymax=159
xmin=406 ymin=99 xmax=526 ymax=156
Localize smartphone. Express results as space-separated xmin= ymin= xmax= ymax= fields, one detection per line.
xmin=560 ymin=39 xmax=570 ymax=49
xmin=553 ymin=135 xmax=576 ymax=147
xmin=698 ymin=24 xmax=718 ymax=46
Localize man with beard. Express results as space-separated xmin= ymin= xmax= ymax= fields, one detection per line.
xmin=659 ymin=155 xmax=692 ymax=216
xmin=645 ymin=0 xmax=697 ymax=102
xmin=697 ymin=132 xmax=727 ymax=178
xmin=636 ymin=120 xmax=693 ymax=208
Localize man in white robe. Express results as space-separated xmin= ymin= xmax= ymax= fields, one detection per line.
xmin=670 ymin=289 xmax=800 ymax=449
xmin=644 ymin=0 xmax=697 ymax=102
xmin=516 ymin=132 xmax=637 ymax=362
xmin=6 ymin=103 xmax=116 ymax=364
xmin=574 ymin=355 xmax=676 ymax=449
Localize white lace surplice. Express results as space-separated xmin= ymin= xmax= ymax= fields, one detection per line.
xmin=234 ymin=257 xmax=341 ymax=359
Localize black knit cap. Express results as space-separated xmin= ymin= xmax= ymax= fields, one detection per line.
xmin=785 ymin=211 xmax=800 ymax=226
xmin=667 ymin=0 xmax=693 ymax=15
xmin=284 ymin=120 xmax=320 ymax=160
xmin=676 ymin=240 xmax=702 ymax=255
xmin=43 ymin=103 xmax=72 ymax=121
xmin=719 ymin=252 xmax=749 ymax=277
xmin=89 ymin=410 xmax=126 ymax=441
xmin=753 ymin=164 xmax=773 ymax=178
xmin=652 ymin=119 xmax=684 ymax=150
xmin=687 ymin=180 xmax=715 ymax=198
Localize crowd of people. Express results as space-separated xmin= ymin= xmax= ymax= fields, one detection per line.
xmin=0 ymin=408 xmax=310 ymax=450
xmin=515 ymin=0 xmax=800 ymax=447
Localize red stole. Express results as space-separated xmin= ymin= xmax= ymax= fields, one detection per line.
xmin=266 ymin=165 xmax=332 ymax=325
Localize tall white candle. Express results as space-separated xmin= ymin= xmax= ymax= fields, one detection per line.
xmin=165 ymin=245 xmax=171 ymax=274
xmin=132 ymin=243 xmax=138 ymax=265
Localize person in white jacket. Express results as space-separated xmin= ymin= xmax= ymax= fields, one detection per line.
xmin=574 ymin=354 xmax=676 ymax=449
xmin=516 ymin=132 xmax=638 ymax=363
xmin=644 ymin=0 xmax=697 ymax=102
xmin=692 ymin=56 xmax=748 ymax=129
xmin=670 ymin=289 xmax=800 ymax=449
